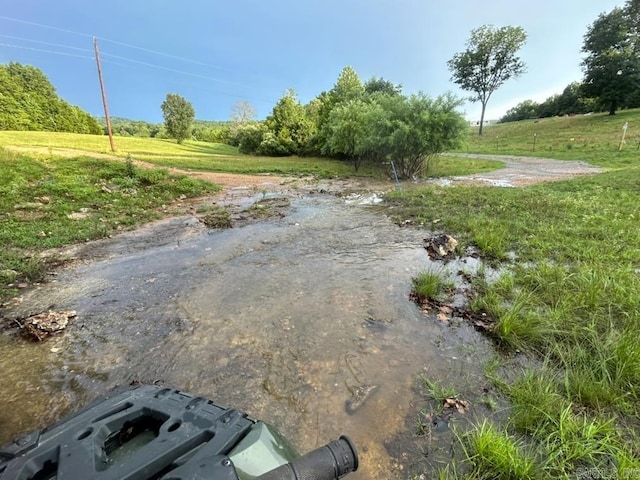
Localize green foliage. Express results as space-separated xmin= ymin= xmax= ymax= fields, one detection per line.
xmin=377 ymin=93 xmax=468 ymax=178
xmin=263 ymin=89 xmax=315 ymax=155
xmin=500 ymin=83 xmax=599 ymax=123
xmin=161 ymin=93 xmax=195 ymax=144
xmin=0 ymin=148 xmax=217 ymax=300
xmin=235 ymin=123 xmax=267 ymax=154
xmin=412 ymin=271 xmax=450 ymax=301
xmin=386 ymin=160 xmax=640 ymax=473
xmin=330 ymin=66 xmax=365 ymax=104
xmin=582 ymin=2 xmax=640 ymax=115
xmin=464 ymin=421 xmax=538 ymax=479
xmin=0 ymin=131 xmax=364 ymax=178
xmin=448 ymin=25 xmax=527 ymax=135
xmin=363 ymin=76 xmax=402 ymax=96
xmin=322 ymin=98 xmax=385 ymax=170
xmin=0 ymin=62 xmax=102 ymax=134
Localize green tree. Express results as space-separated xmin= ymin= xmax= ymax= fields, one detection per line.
xmin=263 ymin=89 xmax=314 ymax=155
xmin=582 ymin=6 xmax=640 ymax=115
xmin=323 ymin=98 xmax=386 ymax=171
xmin=0 ymin=62 xmax=101 ymax=134
xmin=160 ymin=93 xmax=195 ymax=144
xmin=379 ymin=93 xmax=468 ymax=178
xmin=364 ymin=77 xmax=402 ymax=96
xmin=500 ymin=100 xmax=540 ymax=123
xmin=310 ymin=66 xmax=366 ymax=154
xmin=448 ymin=25 xmax=527 ymax=135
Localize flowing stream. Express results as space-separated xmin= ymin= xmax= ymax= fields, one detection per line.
xmin=0 ymin=191 xmax=498 ymax=478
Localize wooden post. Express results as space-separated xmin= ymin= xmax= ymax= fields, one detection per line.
xmin=93 ymin=37 xmax=116 ymax=152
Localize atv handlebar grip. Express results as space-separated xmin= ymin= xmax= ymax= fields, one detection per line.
xmin=254 ymin=436 xmax=358 ymax=480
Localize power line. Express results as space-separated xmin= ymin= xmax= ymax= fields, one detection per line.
xmin=98 ymin=51 xmax=249 ymax=87
xmin=0 ymin=15 xmax=91 ymax=38
xmin=0 ymin=43 xmax=93 ymax=60
xmin=0 ymin=15 xmax=281 ymax=88
xmin=0 ymin=34 xmax=92 ymax=53
xmin=0 ymin=15 xmax=232 ymax=72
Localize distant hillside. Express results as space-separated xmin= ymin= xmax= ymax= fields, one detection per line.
xmin=96 ymin=117 xmax=232 ymax=127
xmin=0 ymin=62 xmax=102 ymax=135
xmin=95 ymin=117 xmax=232 ymax=143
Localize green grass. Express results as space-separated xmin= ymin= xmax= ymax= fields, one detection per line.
xmin=0 ymin=131 xmax=369 ymax=178
xmin=388 ymin=113 xmax=640 ymax=478
xmin=412 ymin=271 xmax=452 ymax=302
xmin=460 ymin=108 xmax=640 ymax=169
xmin=429 ymin=155 xmax=504 ymax=177
xmin=0 ymin=148 xmax=218 ymax=300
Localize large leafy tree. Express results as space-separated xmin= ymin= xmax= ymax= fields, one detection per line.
xmin=0 ymin=62 xmax=102 ymax=134
xmin=160 ymin=93 xmax=195 ymax=144
xmin=322 ymin=99 xmax=386 ymax=171
xmin=448 ymin=25 xmax=527 ymax=135
xmin=582 ymin=5 xmax=640 ymax=115
xmin=378 ymin=93 xmax=468 ymax=178
xmin=263 ymin=88 xmax=314 ymax=155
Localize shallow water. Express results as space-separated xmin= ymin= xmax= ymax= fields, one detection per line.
xmin=0 ymin=193 xmax=497 ymax=478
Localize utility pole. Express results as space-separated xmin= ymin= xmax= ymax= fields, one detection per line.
xmin=93 ymin=37 xmax=116 ymax=152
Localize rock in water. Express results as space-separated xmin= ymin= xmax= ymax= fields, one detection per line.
xmin=22 ymin=310 xmax=77 ymax=341
xmin=345 ymin=384 xmax=378 ymax=414
xmin=424 ymin=235 xmax=458 ymax=260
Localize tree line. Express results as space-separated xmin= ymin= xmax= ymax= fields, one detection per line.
xmin=501 ymin=0 xmax=640 ymax=123
xmin=225 ymin=67 xmax=467 ymax=178
xmin=0 ymin=62 xmax=102 ymax=134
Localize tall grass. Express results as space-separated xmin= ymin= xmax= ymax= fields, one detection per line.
xmin=388 ymin=115 xmax=640 ymax=476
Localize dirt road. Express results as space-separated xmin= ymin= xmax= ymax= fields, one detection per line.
xmin=433 ymin=153 xmax=602 ymax=187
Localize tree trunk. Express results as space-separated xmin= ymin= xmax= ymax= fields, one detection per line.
xmin=479 ymin=102 xmax=487 ymax=136
xmin=609 ymin=99 xmax=617 ymax=116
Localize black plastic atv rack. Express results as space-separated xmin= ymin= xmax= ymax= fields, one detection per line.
xmin=0 ymin=384 xmax=256 ymax=480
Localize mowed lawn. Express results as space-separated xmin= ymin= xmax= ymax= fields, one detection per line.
xmin=0 ymin=131 xmax=361 ymax=177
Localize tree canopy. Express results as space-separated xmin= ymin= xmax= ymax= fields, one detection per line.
xmin=161 ymin=93 xmax=195 ymax=144
xmin=582 ymin=3 xmax=640 ymax=115
xmin=236 ymin=66 xmax=467 ymax=179
xmin=448 ymin=25 xmax=527 ymax=135
xmin=0 ymin=62 xmax=102 ymax=134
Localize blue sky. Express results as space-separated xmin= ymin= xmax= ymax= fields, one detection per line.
xmin=0 ymin=0 xmax=622 ymax=123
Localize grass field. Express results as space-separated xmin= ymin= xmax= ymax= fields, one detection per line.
xmin=392 ymin=111 xmax=640 ymax=478
xmin=0 ymin=131 xmax=503 ymax=179
xmin=0 ymin=131 xmax=364 ymax=177
xmin=459 ymin=108 xmax=640 ymax=169
xmin=0 ymin=148 xmax=217 ymax=299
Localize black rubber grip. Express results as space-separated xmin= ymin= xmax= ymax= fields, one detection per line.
xmin=254 ymin=436 xmax=358 ymax=480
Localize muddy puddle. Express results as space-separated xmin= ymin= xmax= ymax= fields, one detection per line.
xmin=0 ymin=191 xmax=501 ymax=478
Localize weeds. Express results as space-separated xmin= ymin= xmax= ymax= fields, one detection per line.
xmin=0 ymin=148 xmax=218 ymax=300
xmin=387 ymin=125 xmax=640 ymax=475
xmin=422 ymin=377 xmax=458 ymax=403
xmin=412 ymin=271 xmax=452 ymax=302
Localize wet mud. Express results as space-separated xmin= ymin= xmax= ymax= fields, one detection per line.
xmin=0 ymin=187 xmax=497 ymax=478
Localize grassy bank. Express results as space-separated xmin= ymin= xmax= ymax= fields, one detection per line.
xmin=389 ymin=160 xmax=640 ymax=475
xmin=0 ymin=131 xmax=503 ymax=179
xmin=0 ymin=148 xmax=217 ymax=300
xmin=0 ymin=131 xmax=368 ymax=178
xmin=461 ymin=108 xmax=640 ymax=169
